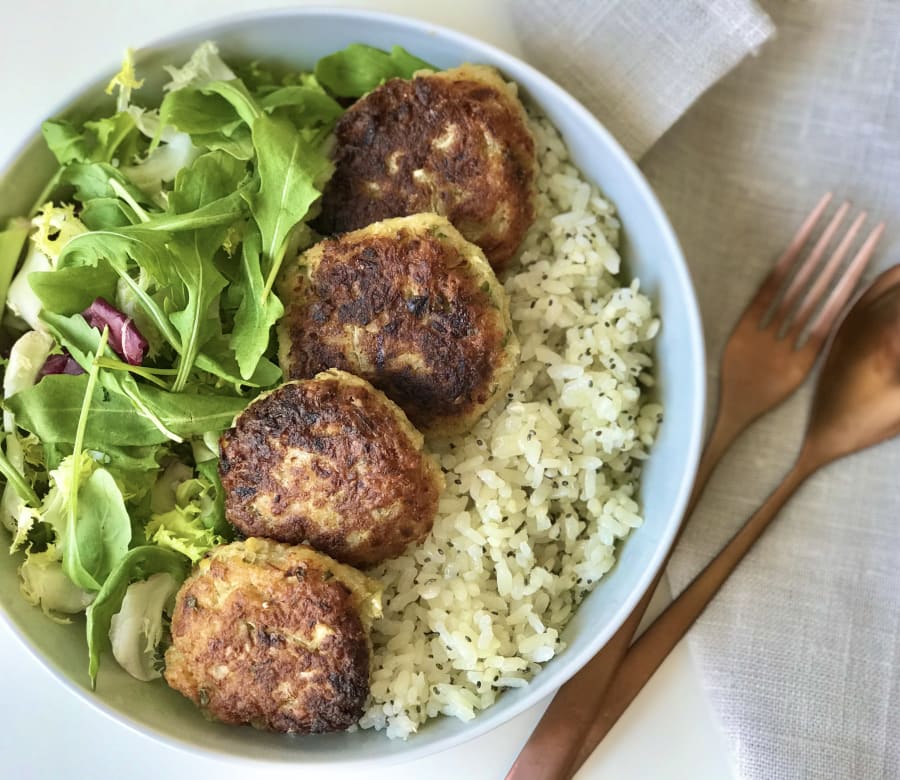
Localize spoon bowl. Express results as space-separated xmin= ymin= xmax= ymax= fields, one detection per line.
xmin=804 ymin=271 xmax=900 ymax=464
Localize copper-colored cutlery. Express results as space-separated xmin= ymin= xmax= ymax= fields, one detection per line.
xmin=506 ymin=194 xmax=887 ymax=780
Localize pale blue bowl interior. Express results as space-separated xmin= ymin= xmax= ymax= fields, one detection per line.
xmin=0 ymin=7 xmax=705 ymax=768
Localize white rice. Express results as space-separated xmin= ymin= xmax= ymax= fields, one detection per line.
xmin=359 ymin=115 xmax=662 ymax=739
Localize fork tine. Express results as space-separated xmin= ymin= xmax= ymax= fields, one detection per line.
xmin=775 ymin=200 xmax=850 ymax=321
xmin=790 ymin=211 xmax=867 ymax=330
xmin=808 ymin=221 xmax=886 ymax=340
xmin=749 ymin=192 xmax=833 ymax=314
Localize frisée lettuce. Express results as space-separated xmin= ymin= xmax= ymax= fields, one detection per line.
xmin=0 ymin=41 xmax=433 ymax=686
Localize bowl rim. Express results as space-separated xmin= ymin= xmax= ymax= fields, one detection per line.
xmin=0 ymin=4 xmax=706 ymax=767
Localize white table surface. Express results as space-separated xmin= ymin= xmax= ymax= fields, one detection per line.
xmin=0 ymin=2 xmax=736 ymax=778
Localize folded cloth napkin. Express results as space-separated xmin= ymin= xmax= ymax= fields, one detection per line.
xmin=512 ymin=0 xmax=774 ymax=159
xmin=515 ymin=1 xmax=900 ymax=779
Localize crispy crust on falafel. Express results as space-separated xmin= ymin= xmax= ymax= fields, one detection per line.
xmin=163 ymin=538 xmax=381 ymax=734
xmin=315 ymin=64 xmax=536 ymax=269
xmin=219 ymin=370 xmax=444 ymax=566
xmin=277 ymin=213 xmax=519 ymax=434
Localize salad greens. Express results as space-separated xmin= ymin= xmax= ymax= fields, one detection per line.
xmin=0 ymin=40 xmax=433 ymax=685
xmin=315 ymin=43 xmax=432 ymax=97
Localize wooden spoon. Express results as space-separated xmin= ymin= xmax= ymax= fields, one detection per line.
xmin=570 ymin=264 xmax=900 ymax=773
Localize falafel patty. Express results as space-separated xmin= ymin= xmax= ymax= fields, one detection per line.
xmin=277 ymin=213 xmax=520 ymax=434
xmin=163 ymin=538 xmax=382 ymax=734
xmin=219 ymin=369 xmax=444 ymax=566
xmin=314 ymin=64 xmax=536 ymax=269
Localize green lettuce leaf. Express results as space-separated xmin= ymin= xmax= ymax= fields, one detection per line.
xmin=258 ymin=85 xmax=344 ymax=127
xmin=145 ymin=475 xmax=225 ymax=562
xmin=229 ymin=224 xmax=283 ymax=381
xmin=109 ymin=571 xmax=179 ymax=680
xmin=79 ymin=197 xmax=139 ymax=229
xmin=63 ymin=465 xmax=132 ymax=591
xmin=19 ymin=543 xmax=95 ymax=620
xmin=247 ymin=113 xmax=332 ymax=300
xmin=0 ymin=219 xmax=30 ymax=325
xmin=6 ymin=373 xmax=247 ymax=447
xmin=29 ymin=261 xmax=120 ymax=314
xmin=57 ymin=161 xmax=154 ymax=207
xmin=41 ymin=120 xmax=91 ymax=165
xmin=85 ymin=544 xmax=190 ymax=685
xmin=161 ymin=40 xmax=235 ymax=92
xmin=159 ymin=88 xmax=245 ymax=137
xmin=42 ymin=112 xmax=140 ymax=167
xmin=314 ymin=43 xmax=433 ymax=97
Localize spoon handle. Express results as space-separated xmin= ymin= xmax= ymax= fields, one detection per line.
xmin=504 ymin=410 xmax=745 ymax=780
xmin=569 ymin=455 xmax=816 ymax=775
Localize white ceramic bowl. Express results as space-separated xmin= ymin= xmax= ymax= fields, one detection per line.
xmin=0 ymin=7 xmax=705 ymax=768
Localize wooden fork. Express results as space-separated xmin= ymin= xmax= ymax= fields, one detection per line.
xmin=505 ymin=193 xmax=885 ymax=780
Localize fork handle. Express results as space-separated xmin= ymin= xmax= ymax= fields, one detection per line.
xmin=568 ymin=455 xmax=817 ymax=776
xmin=504 ymin=408 xmax=750 ymax=780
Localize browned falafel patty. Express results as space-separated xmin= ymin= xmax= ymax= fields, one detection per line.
xmin=219 ymin=370 xmax=444 ymax=566
xmin=163 ymin=538 xmax=382 ymax=734
xmin=314 ymin=64 xmax=536 ymax=269
xmin=277 ymin=214 xmax=519 ymax=434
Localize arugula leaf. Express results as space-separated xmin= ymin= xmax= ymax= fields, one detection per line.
xmin=146 ymin=191 xmax=245 ymax=233
xmin=188 ymin=127 xmax=254 ymax=160
xmin=56 ymin=230 xmax=181 ymax=352
xmin=138 ymin=384 xmax=246 ymax=437
xmin=314 ymin=43 xmax=434 ymax=97
xmin=248 ymin=113 xmax=332 ymax=296
xmin=7 ymin=376 xmax=167 ymax=446
xmin=79 ymin=198 xmax=139 ymax=230
xmin=389 ymin=45 xmax=437 ymax=78
xmin=42 ymin=120 xmax=91 ymax=165
xmin=160 ymin=88 xmax=245 ymax=137
xmin=258 ymin=85 xmax=344 ymax=126
xmin=192 ymin=340 xmax=282 ymax=388
xmin=200 ymin=80 xmax=261 ymax=126
xmin=39 ymin=312 xmax=181 ymax=443
xmin=229 ymin=225 xmax=283 ymax=380
xmin=39 ymin=310 xmax=117 ymax=369
xmin=85 ymin=544 xmax=190 ymax=685
xmin=57 ymin=162 xmax=154 ymax=207
xmin=42 ymin=113 xmax=140 ymax=167
xmin=158 ymin=88 xmax=255 ymax=160
xmin=166 ymin=152 xmax=244 ymax=390
xmin=29 ymin=262 xmax=120 ymax=314
xmin=59 ymin=326 xmax=131 ymax=592
xmin=6 ymin=374 xmax=247 ymax=447
xmin=83 ymin=112 xmax=139 ymax=164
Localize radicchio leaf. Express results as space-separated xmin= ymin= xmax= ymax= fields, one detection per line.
xmin=81 ymin=297 xmax=148 ymax=366
xmin=40 ymin=352 xmax=85 ymax=377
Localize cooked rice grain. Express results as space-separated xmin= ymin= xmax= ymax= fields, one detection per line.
xmin=360 ymin=115 xmax=661 ymax=739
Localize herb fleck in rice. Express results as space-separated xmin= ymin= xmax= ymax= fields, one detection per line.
xmin=360 ymin=114 xmax=661 ymax=739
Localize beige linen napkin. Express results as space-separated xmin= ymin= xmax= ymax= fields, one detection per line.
xmin=515 ymin=1 xmax=900 ymax=779
xmin=513 ymin=0 xmax=774 ymax=159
